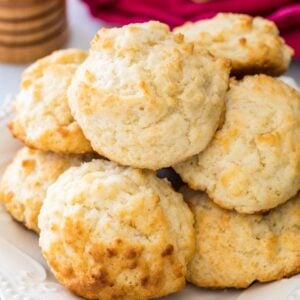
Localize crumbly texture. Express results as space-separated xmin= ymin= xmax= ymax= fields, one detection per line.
xmin=174 ymin=13 xmax=293 ymax=76
xmin=8 ymin=49 xmax=92 ymax=154
xmin=68 ymin=21 xmax=230 ymax=170
xmin=0 ymin=147 xmax=88 ymax=233
xmin=182 ymin=188 xmax=300 ymax=288
xmin=38 ymin=159 xmax=195 ymax=299
xmin=175 ymin=75 xmax=300 ymax=213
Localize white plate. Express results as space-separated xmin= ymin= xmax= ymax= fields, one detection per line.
xmin=0 ymin=79 xmax=300 ymax=300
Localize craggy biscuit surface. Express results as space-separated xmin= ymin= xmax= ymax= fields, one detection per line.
xmin=39 ymin=159 xmax=195 ymax=300
xmin=175 ymin=75 xmax=300 ymax=213
xmin=182 ymin=188 xmax=300 ymax=288
xmin=68 ymin=21 xmax=230 ymax=170
xmin=0 ymin=147 xmax=87 ymax=233
xmin=174 ymin=13 xmax=293 ymax=76
xmin=9 ymin=49 xmax=92 ymax=154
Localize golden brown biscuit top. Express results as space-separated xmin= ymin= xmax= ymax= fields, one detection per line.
xmin=0 ymin=147 xmax=88 ymax=232
xmin=9 ymin=49 xmax=92 ymax=154
xmin=175 ymin=13 xmax=293 ymax=76
xmin=68 ymin=21 xmax=230 ymax=169
xmin=39 ymin=159 xmax=195 ymax=299
xmin=175 ymin=75 xmax=300 ymax=213
xmin=183 ymin=187 xmax=300 ymax=288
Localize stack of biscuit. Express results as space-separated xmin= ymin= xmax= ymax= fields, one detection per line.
xmin=0 ymin=0 xmax=67 ymax=63
xmin=0 ymin=13 xmax=300 ymax=300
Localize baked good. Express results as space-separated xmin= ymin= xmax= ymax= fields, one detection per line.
xmin=8 ymin=49 xmax=92 ymax=153
xmin=175 ymin=75 xmax=300 ymax=213
xmin=174 ymin=13 xmax=293 ymax=76
xmin=0 ymin=147 xmax=89 ymax=233
xmin=68 ymin=21 xmax=230 ymax=170
xmin=182 ymin=187 xmax=300 ymax=288
xmin=38 ymin=159 xmax=195 ymax=299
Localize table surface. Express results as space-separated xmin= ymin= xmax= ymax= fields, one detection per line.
xmin=0 ymin=0 xmax=299 ymax=104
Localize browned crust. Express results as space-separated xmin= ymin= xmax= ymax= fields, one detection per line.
xmin=188 ymin=267 xmax=300 ymax=289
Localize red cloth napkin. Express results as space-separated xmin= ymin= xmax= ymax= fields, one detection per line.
xmin=81 ymin=0 xmax=300 ymax=58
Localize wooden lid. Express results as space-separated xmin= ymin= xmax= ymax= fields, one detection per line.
xmin=0 ymin=0 xmax=65 ymax=21
xmin=0 ymin=5 xmax=65 ymax=32
xmin=0 ymin=0 xmax=68 ymax=64
xmin=0 ymin=28 xmax=68 ymax=63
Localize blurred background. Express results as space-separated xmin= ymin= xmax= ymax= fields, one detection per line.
xmin=0 ymin=0 xmax=299 ymax=106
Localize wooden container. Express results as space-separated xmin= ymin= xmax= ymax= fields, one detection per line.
xmin=0 ymin=0 xmax=68 ymax=64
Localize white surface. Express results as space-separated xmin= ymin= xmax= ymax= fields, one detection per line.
xmin=0 ymin=1 xmax=300 ymax=299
